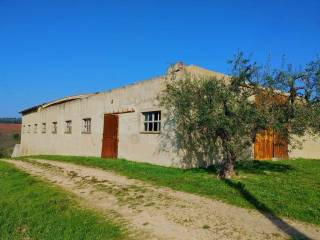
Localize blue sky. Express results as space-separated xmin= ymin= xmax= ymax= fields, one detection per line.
xmin=0 ymin=0 xmax=319 ymax=117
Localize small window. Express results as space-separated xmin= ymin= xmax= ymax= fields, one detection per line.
xmin=52 ymin=122 xmax=57 ymax=134
xmin=22 ymin=125 xmax=25 ymax=134
xmin=28 ymin=125 xmax=31 ymax=133
xmin=82 ymin=118 xmax=91 ymax=134
xmin=42 ymin=123 xmax=46 ymax=133
xmin=65 ymin=120 xmax=72 ymax=134
xmin=34 ymin=124 xmax=38 ymax=133
xmin=142 ymin=111 xmax=161 ymax=133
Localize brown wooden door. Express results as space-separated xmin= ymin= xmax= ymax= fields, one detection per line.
xmin=101 ymin=114 xmax=119 ymax=158
xmin=254 ymin=130 xmax=274 ymax=160
xmin=273 ymin=133 xmax=288 ymax=159
xmin=254 ymin=130 xmax=288 ymax=160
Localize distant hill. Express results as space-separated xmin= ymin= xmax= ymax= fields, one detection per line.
xmin=0 ymin=123 xmax=21 ymax=157
xmin=0 ymin=118 xmax=22 ymax=124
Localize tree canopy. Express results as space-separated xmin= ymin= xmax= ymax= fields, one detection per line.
xmin=160 ymin=53 xmax=320 ymax=179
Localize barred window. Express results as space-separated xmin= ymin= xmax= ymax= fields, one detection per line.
xmin=65 ymin=120 xmax=72 ymax=134
xmin=52 ymin=122 xmax=57 ymax=134
xmin=83 ymin=118 xmax=91 ymax=133
xmin=142 ymin=111 xmax=161 ymax=133
xmin=42 ymin=123 xmax=46 ymax=133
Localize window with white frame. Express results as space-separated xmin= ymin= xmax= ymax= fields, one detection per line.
xmin=82 ymin=118 xmax=91 ymax=133
xmin=65 ymin=120 xmax=72 ymax=134
xmin=42 ymin=123 xmax=46 ymax=133
xmin=52 ymin=122 xmax=57 ymax=134
xmin=34 ymin=124 xmax=37 ymax=133
xmin=142 ymin=111 xmax=161 ymax=133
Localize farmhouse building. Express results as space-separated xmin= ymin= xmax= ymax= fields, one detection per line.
xmin=18 ymin=63 xmax=320 ymax=166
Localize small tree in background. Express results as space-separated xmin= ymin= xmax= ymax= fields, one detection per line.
xmin=13 ymin=133 xmax=20 ymax=141
xmin=161 ymin=53 xmax=320 ymax=179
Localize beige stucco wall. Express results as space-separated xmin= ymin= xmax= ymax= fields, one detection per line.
xmin=289 ymin=134 xmax=320 ymax=159
xmin=20 ymin=76 xmax=177 ymax=166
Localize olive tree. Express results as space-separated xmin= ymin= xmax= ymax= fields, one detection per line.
xmin=160 ymin=53 xmax=320 ymax=179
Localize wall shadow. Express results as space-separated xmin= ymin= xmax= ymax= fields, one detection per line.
xmin=224 ymin=180 xmax=311 ymax=240
xmin=158 ymin=115 xmax=222 ymax=168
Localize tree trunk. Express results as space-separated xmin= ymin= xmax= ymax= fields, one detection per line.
xmin=218 ymin=150 xmax=237 ymax=179
xmin=216 ymin=128 xmax=237 ymax=179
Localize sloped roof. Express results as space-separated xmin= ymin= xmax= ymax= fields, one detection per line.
xmin=20 ymin=93 xmax=95 ymax=115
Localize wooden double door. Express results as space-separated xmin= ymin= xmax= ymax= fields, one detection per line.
xmin=101 ymin=114 xmax=119 ymax=158
xmin=254 ymin=130 xmax=288 ymax=160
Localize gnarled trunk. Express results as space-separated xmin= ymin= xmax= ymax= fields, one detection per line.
xmin=218 ymin=149 xmax=237 ymax=179
xmin=217 ymin=128 xmax=237 ymax=179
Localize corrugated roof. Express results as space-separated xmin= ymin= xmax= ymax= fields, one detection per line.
xmin=20 ymin=93 xmax=96 ymax=115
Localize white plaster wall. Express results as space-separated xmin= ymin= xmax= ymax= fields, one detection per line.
xmin=289 ymin=134 xmax=320 ymax=159
xmin=20 ymin=76 xmax=176 ymax=166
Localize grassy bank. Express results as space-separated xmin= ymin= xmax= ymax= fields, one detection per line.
xmin=19 ymin=155 xmax=320 ymax=226
xmin=0 ymin=160 xmax=127 ymax=240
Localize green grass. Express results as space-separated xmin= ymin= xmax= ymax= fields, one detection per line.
xmin=0 ymin=160 xmax=127 ymax=240
xmin=19 ymin=155 xmax=320 ymax=226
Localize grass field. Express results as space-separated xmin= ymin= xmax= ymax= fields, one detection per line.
xmin=0 ymin=123 xmax=21 ymax=157
xmin=0 ymin=161 xmax=127 ymax=240
xmin=20 ymin=155 xmax=320 ymax=227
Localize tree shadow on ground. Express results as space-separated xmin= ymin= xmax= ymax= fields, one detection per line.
xmin=198 ymin=160 xmax=293 ymax=176
xmin=224 ymin=180 xmax=311 ymax=240
xmin=235 ymin=160 xmax=294 ymax=174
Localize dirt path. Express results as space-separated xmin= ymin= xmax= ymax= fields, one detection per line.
xmin=3 ymin=159 xmax=320 ymax=240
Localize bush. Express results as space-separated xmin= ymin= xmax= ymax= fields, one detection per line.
xmin=13 ymin=133 xmax=20 ymax=141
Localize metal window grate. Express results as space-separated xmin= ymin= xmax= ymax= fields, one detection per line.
xmin=143 ymin=111 xmax=161 ymax=132
xmin=42 ymin=123 xmax=46 ymax=133
xmin=65 ymin=120 xmax=72 ymax=134
xmin=83 ymin=118 xmax=91 ymax=133
xmin=52 ymin=122 xmax=57 ymax=134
